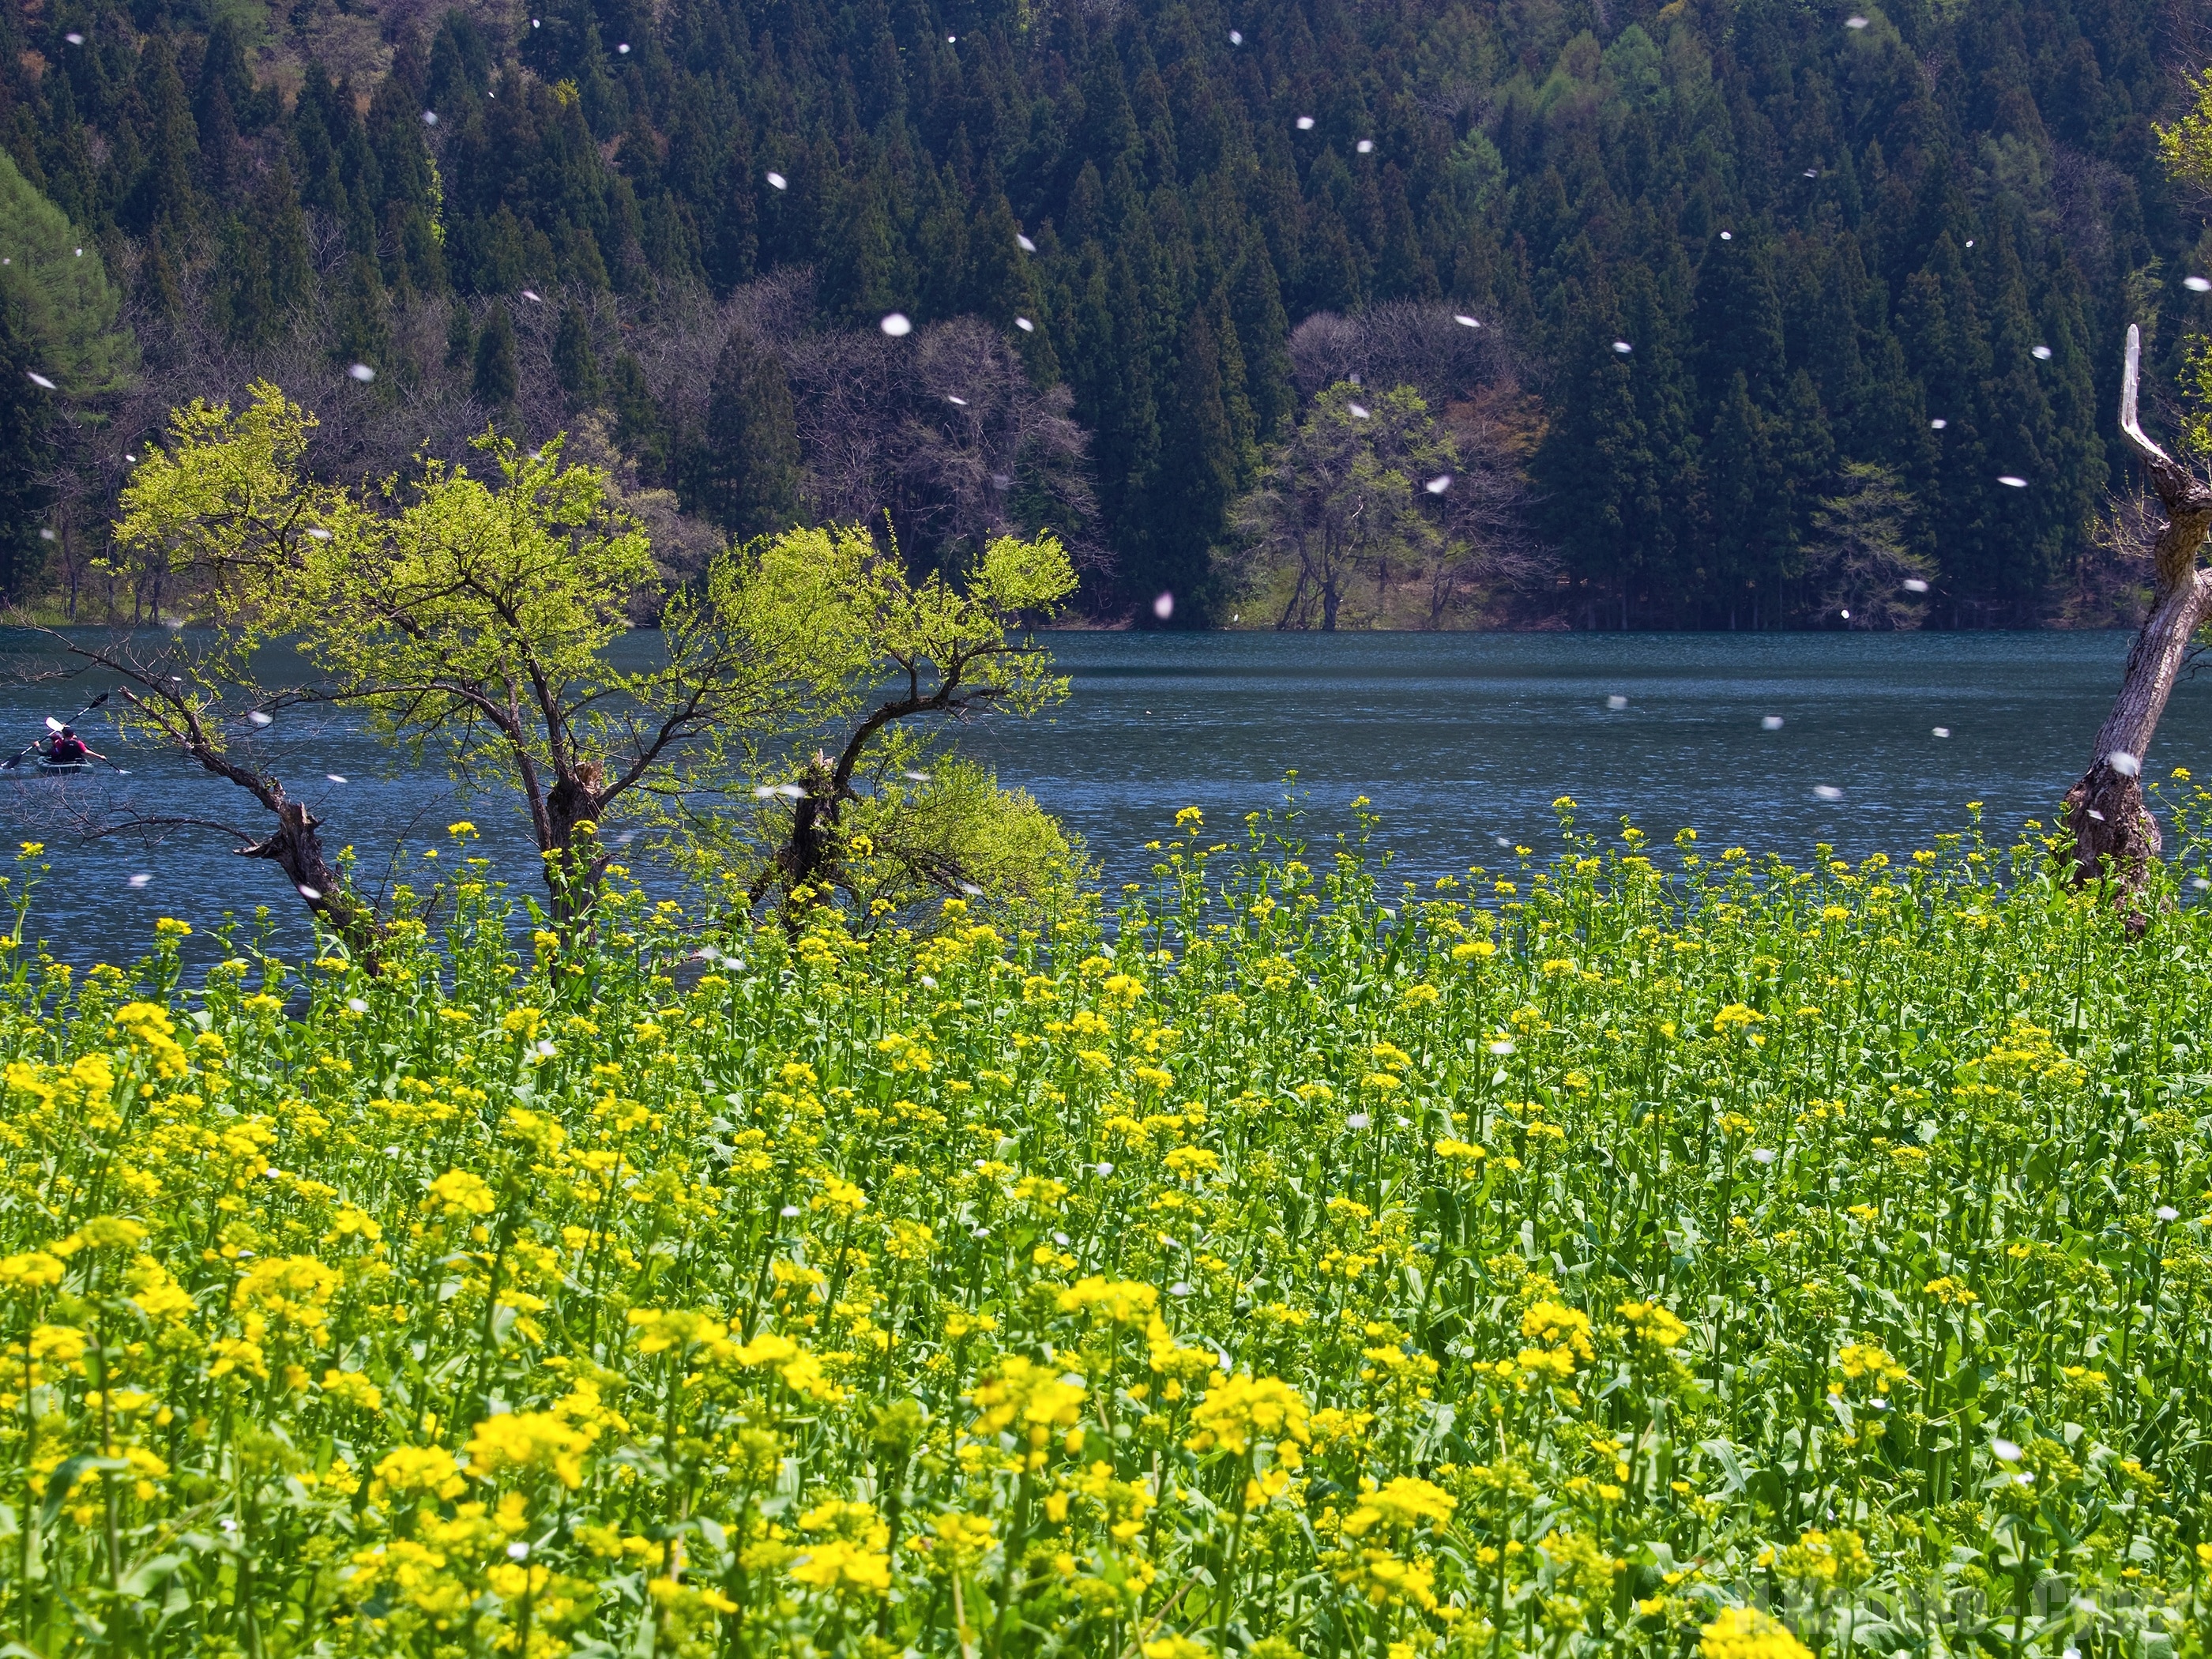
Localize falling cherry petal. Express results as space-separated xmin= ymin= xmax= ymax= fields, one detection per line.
xmin=326 ymin=773 xmax=348 ymax=784
xmin=1845 ymin=13 xmax=1868 ymax=24
xmin=2184 ymin=274 xmax=2212 ymax=292
xmin=129 ymin=874 xmax=152 ymax=888
xmin=1356 ymin=139 xmax=1374 ymax=153
xmin=250 ymin=711 xmax=273 ymax=726
xmin=1017 ymin=234 xmax=1036 ymax=252
xmin=1933 ymin=727 xmax=1951 ymax=737
xmin=1228 ymin=28 xmax=1242 ymax=43
xmin=1762 ymin=715 xmax=1784 ymax=730
xmin=1606 ymin=695 xmax=1628 ymax=710
xmin=1296 ymin=116 xmax=1315 ymax=130
xmin=26 ymin=372 xmax=55 ymax=389
xmin=1153 ymin=591 xmax=1176 ymax=620
xmin=947 ymin=395 xmax=968 ymax=406
xmin=1347 ymin=402 xmax=1370 ymax=419
xmin=1997 ymin=475 xmax=2027 ymax=488
xmin=1612 ymin=340 xmax=1633 ymax=354
xmin=521 ymin=289 xmax=543 ymax=303
xmin=616 ymin=41 xmax=629 ymax=51
xmin=1813 ymin=785 xmax=1843 ymax=801
xmin=1720 ymin=230 xmax=1732 ymax=240
xmin=1014 ymin=316 xmax=1034 ymax=331
xmin=2108 ymin=750 xmax=2141 ymax=777
xmin=1930 ymin=418 xmax=1947 ymax=430
xmin=1453 ymin=314 xmax=1480 ymax=328
xmin=298 ymin=885 xmax=322 ymax=900
xmin=880 ymin=312 xmax=912 ymax=337
xmin=422 ymin=110 xmax=438 ymax=125
xmin=766 ymin=171 xmax=787 ymax=189
xmin=1425 ymin=474 xmax=1451 ymax=493
xmin=348 ymin=363 xmax=375 ymax=382
xmin=2032 ymin=344 xmax=2052 ymax=360
xmin=65 ymin=32 xmax=84 ymax=43
xmin=1902 ymin=577 xmax=1928 ymax=592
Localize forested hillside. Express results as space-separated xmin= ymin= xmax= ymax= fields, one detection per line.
xmin=1 ymin=0 xmax=2207 ymax=626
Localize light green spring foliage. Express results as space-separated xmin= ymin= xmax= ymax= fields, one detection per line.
xmin=6 ymin=790 xmax=2212 ymax=1657
xmin=0 ymin=151 xmax=136 ymax=402
xmin=110 ymin=386 xmax=1075 ymax=918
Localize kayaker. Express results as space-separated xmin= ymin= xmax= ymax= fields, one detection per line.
xmin=42 ymin=727 xmax=102 ymax=766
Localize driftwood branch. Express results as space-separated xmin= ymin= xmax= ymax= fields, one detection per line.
xmin=2062 ymin=325 xmax=2212 ymax=916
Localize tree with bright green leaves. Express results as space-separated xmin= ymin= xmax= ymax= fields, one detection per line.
xmin=84 ymin=382 xmax=1077 ymax=951
xmin=1804 ymin=462 xmax=1931 ymax=629
xmin=729 ymin=521 xmax=1081 ymax=923
xmin=0 ymin=152 xmax=137 ymax=404
xmin=1231 ymin=383 xmax=1457 ymax=630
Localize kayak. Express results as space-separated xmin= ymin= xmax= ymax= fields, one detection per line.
xmin=3 ymin=759 xmax=90 ymax=776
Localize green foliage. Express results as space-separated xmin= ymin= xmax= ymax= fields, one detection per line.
xmin=472 ymin=302 xmax=517 ymax=408
xmin=0 ymin=274 xmax=55 ymax=598
xmin=2155 ymin=69 xmax=2212 ymax=193
xmin=1805 ymin=462 xmax=1932 ymax=629
xmin=695 ymin=328 xmax=799 ymax=540
xmin=1232 ymin=383 xmax=1456 ymax=630
xmin=0 ymin=151 xmax=136 ymax=404
xmin=8 ymin=793 xmax=2212 ymax=1654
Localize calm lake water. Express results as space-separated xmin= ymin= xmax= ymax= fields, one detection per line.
xmin=6 ymin=629 xmax=2209 ymax=967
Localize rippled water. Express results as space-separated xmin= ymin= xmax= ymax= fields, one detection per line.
xmin=6 ymin=629 xmax=2207 ymax=966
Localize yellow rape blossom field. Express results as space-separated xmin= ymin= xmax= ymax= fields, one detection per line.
xmin=6 ymin=790 xmax=2212 ymax=1659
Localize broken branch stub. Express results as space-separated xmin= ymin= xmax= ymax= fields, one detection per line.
xmin=2062 ymin=325 xmax=2212 ymax=911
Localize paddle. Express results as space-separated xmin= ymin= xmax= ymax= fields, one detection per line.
xmin=2 ymin=690 xmax=112 ymax=772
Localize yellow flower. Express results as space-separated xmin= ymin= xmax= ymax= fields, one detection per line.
xmin=1058 ymin=1277 xmax=1159 ymax=1325
xmin=372 ymin=1445 xmax=468 ymax=1501
xmin=0 ymin=1251 xmax=65 ymax=1292
xmin=788 ymin=1538 xmax=891 ymax=1597
xmin=1341 ymin=1476 xmax=1458 ymax=1537
xmin=1142 ymin=1638 xmax=1213 ymax=1659
xmin=1698 ymin=1606 xmax=1814 ymax=1659
xmin=322 ymin=1369 xmax=384 ymax=1412
xmin=465 ymin=1411 xmax=592 ymax=1488
xmin=1619 ymin=1300 xmax=1690 ymax=1349
xmin=424 ymin=1169 xmax=497 ymax=1217
xmin=1188 ymin=1374 xmax=1311 ymax=1456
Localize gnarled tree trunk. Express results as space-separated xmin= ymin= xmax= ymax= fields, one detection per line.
xmin=2063 ymin=324 xmax=2212 ymax=910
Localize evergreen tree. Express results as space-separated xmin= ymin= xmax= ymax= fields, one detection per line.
xmin=0 ymin=154 xmax=136 ymax=400
xmin=696 ymin=328 xmax=801 ymax=540
xmin=553 ymin=307 xmax=602 ymax=404
xmin=1143 ymin=307 xmax=1237 ymax=623
xmin=472 ymin=302 xmax=518 ymax=408
xmin=0 ymin=273 xmax=52 ymax=601
xmin=333 ymin=254 xmax=392 ymax=374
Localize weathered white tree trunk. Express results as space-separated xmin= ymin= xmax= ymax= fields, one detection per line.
xmin=2063 ymin=325 xmax=2212 ymax=911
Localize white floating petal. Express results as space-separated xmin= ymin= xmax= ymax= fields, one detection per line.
xmin=1345 ymin=1112 xmax=1371 ymax=1129
xmin=521 ymin=288 xmax=542 ymax=302
xmin=65 ymin=31 xmax=84 ymax=43
xmin=766 ymin=170 xmax=787 ymax=190
xmin=1347 ymin=402 xmax=1369 ymax=419
xmin=128 ymin=873 xmax=152 ymax=888
xmin=1453 ymin=314 xmax=1480 ymax=328
xmin=1424 ymin=474 xmax=1451 ymax=493
xmin=1014 ymin=316 xmax=1034 ymax=331
xmin=297 ymin=885 xmax=323 ymax=900
xmin=348 ymin=363 xmax=375 ymax=382
xmin=1153 ymin=591 xmax=1176 ymax=620
xmin=1017 ymin=233 xmax=1036 ymax=252
xmin=1902 ymin=577 xmax=1928 ymax=592
xmin=1932 ymin=726 xmax=1951 ymax=738
xmin=1845 ymin=13 xmax=1868 ymax=24
xmin=774 ymin=782 xmax=807 ymax=799
xmin=2031 ymin=344 xmax=2052 ymax=359
xmin=1612 ymin=340 xmax=1633 ymax=354
xmin=1720 ymin=230 xmax=1732 ymax=240
xmin=1992 ymin=1438 xmax=2022 ymax=1463
xmin=2188 ymin=276 xmax=2212 ymax=292
xmin=1762 ymin=715 xmax=1784 ymax=730
xmin=616 ymin=41 xmax=629 ymax=52
xmin=325 ymin=773 xmax=348 ymax=784
xmin=422 ymin=110 xmax=438 ymax=125
xmin=2107 ymin=750 xmax=2140 ymax=777
xmin=1356 ymin=139 xmax=1374 ymax=154
xmin=1228 ymin=28 xmax=1242 ymax=43
xmin=1296 ymin=115 xmax=1315 ymax=130
xmin=1813 ymin=784 xmax=1843 ymax=800
xmin=880 ymin=312 xmax=912 ymax=337
xmin=1931 ymin=417 xmax=1947 ymax=429
xmin=1606 ymin=694 xmax=1628 ymax=710
xmin=26 ymin=371 xmax=55 ymax=389
xmin=947 ymin=394 xmax=968 ymax=406
xmin=1997 ymin=475 xmax=2027 ymax=487
xmin=250 ymin=710 xmax=273 ymax=726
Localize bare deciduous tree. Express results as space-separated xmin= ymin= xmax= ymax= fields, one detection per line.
xmin=2063 ymin=324 xmax=2212 ymax=908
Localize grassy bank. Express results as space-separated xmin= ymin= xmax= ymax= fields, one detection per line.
xmin=5 ymin=789 xmax=2212 ymax=1658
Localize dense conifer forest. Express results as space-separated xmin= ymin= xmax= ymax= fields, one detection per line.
xmin=1 ymin=0 xmax=2207 ymax=627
